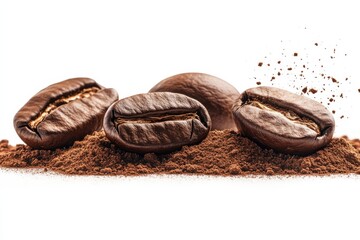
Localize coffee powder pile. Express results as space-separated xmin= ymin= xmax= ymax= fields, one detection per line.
xmin=1 ymin=131 xmax=359 ymax=176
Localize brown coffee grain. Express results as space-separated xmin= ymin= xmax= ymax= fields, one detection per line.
xmin=341 ymin=136 xmax=360 ymax=153
xmin=1 ymin=131 xmax=360 ymax=176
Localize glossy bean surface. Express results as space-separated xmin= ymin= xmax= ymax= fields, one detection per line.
xmin=232 ymin=86 xmax=335 ymax=155
xmin=103 ymin=92 xmax=211 ymax=153
xmin=14 ymin=78 xmax=118 ymax=149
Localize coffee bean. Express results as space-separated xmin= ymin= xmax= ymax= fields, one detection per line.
xmin=14 ymin=78 xmax=118 ymax=149
xmin=149 ymin=72 xmax=239 ymax=130
xmin=232 ymin=86 xmax=335 ymax=155
xmin=103 ymin=92 xmax=211 ymax=153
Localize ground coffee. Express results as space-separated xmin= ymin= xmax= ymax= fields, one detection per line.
xmin=1 ymin=130 xmax=359 ymax=176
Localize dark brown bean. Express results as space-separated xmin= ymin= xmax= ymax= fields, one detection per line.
xmin=103 ymin=92 xmax=211 ymax=153
xmin=149 ymin=72 xmax=240 ymax=130
xmin=232 ymin=86 xmax=335 ymax=155
xmin=14 ymin=78 xmax=118 ymax=149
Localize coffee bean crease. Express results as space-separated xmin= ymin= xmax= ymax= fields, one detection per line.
xmin=29 ymin=87 xmax=100 ymax=129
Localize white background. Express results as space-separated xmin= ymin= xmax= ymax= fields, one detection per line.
xmin=1 ymin=1 xmax=360 ymax=239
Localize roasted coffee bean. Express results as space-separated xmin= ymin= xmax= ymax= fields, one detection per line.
xmin=149 ymin=72 xmax=240 ymax=130
xmin=103 ymin=92 xmax=211 ymax=153
xmin=232 ymin=86 xmax=335 ymax=155
xmin=14 ymin=78 xmax=118 ymax=149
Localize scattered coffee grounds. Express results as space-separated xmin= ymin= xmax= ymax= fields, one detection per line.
xmin=1 ymin=130 xmax=359 ymax=176
xmin=253 ymin=40 xmax=351 ymax=119
xmin=309 ymin=88 xmax=318 ymax=94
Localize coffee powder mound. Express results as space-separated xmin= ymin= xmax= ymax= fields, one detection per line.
xmin=341 ymin=136 xmax=360 ymax=153
xmin=1 ymin=131 xmax=360 ymax=176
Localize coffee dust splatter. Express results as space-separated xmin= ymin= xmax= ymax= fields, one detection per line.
xmin=309 ymin=88 xmax=318 ymax=94
xmin=252 ymin=40 xmax=351 ymax=120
